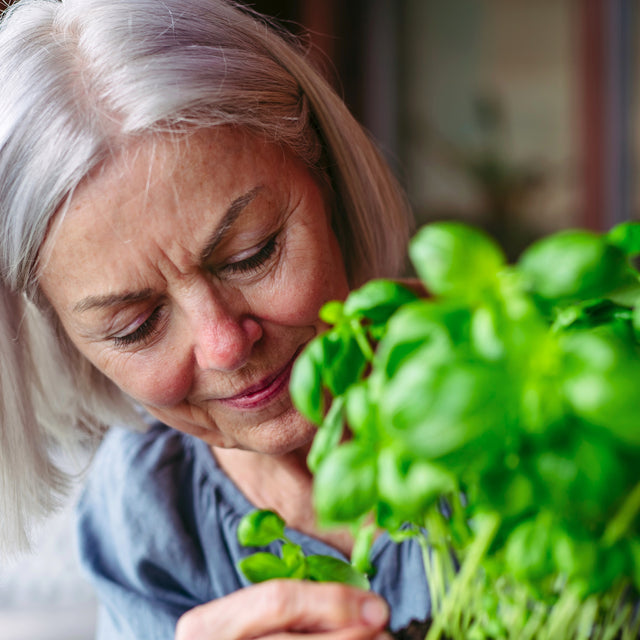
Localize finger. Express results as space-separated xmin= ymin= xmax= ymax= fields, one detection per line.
xmin=261 ymin=629 xmax=393 ymax=640
xmin=262 ymin=629 xmax=394 ymax=640
xmin=175 ymin=580 xmax=389 ymax=640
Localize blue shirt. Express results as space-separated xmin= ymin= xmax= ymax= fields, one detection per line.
xmin=77 ymin=423 xmax=430 ymax=638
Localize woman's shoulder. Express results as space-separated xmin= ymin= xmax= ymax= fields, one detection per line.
xmin=75 ymin=423 xmax=220 ymax=629
xmin=89 ymin=421 xmax=192 ymax=480
xmin=77 ymin=420 xmax=223 ymax=527
xmin=76 ymin=420 xmax=255 ymax=552
xmin=77 ymin=423 xmax=195 ymax=535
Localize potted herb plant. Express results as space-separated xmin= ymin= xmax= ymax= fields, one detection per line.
xmin=237 ymin=220 xmax=640 ymax=640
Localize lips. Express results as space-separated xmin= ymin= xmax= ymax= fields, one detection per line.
xmin=218 ymin=354 xmax=297 ymax=411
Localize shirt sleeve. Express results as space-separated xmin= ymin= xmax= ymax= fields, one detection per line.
xmin=76 ymin=424 xmax=210 ymax=640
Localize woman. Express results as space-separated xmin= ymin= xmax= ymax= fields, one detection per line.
xmin=0 ymin=0 xmax=429 ymax=638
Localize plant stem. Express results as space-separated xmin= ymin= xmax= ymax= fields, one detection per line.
xmin=425 ymin=512 xmax=500 ymax=640
xmin=602 ymin=480 xmax=640 ymax=546
xmin=350 ymin=319 xmax=375 ymax=361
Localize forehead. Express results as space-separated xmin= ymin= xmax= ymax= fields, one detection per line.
xmin=41 ymin=128 xmax=297 ymax=260
xmin=71 ymin=128 xmax=288 ymax=215
xmin=37 ymin=127 xmax=313 ymax=303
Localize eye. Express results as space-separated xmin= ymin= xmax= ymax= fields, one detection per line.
xmin=219 ymin=235 xmax=278 ymax=276
xmin=112 ymin=306 xmax=164 ymax=349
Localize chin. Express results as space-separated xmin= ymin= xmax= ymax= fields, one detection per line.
xmin=243 ymin=409 xmax=317 ymax=457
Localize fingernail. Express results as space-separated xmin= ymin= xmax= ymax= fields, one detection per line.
xmin=361 ymin=598 xmax=389 ymax=627
xmin=374 ymin=633 xmax=392 ymax=640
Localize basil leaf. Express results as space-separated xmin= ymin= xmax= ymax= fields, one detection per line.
xmin=351 ymin=523 xmax=376 ymax=575
xmin=237 ymin=552 xmax=293 ymax=583
xmin=289 ymin=335 xmax=330 ymax=425
xmin=519 ymin=230 xmax=633 ymax=303
xmin=313 ymin=442 xmax=377 ymax=525
xmin=379 ymin=353 xmax=511 ymax=463
xmin=322 ymin=328 xmax=367 ymax=396
xmin=281 ymin=542 xmax=307 ymax=579
xmin=237 ymin=509 xmax=286 ymax=547
xmin=560 ymin=328 xmax=640 ymax=446
xmin=319 ymin=300 xmax=344 ymax=325
xmin=504 ymin=515 xmax=554 ymax=581
xmin=343 ymin=279 xmax=419 ymax=325
xmin=375 ymin=299 xmax=464 ymax=379
xmin=307 ymin=397 xmax=345 ymax=473
xmin=344 ymin=381 xmax=379 ymax=440
xmin=607 ymin=221 xmax=640 ymax=256
xmin=377 ymin=446 xmax=455 ymax=520
xmin=409 ymin=221 xmax=505 ymax=299
xmin=305 ymin=555 xmax=370 ymax=589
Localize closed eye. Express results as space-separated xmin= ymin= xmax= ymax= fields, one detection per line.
xmin=219 ymin=235 xmax=278 ymax=276
xmin=112 ymin=305 xmax=164 ymax=348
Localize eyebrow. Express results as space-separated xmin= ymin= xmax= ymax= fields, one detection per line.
xmin=198 ymin=186 xmax=262 ymax=263
xmin=72 ymin=186 xmax=263 ymax=314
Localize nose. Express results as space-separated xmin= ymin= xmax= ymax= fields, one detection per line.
xmin=190 ymin=285 xmax=263 ymax=372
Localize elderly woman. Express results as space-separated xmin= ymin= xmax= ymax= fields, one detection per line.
xmin=0 ymin=0 xmax=429 ymax=638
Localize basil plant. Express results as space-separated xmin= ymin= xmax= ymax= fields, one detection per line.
xmin=239 ymin=221 xmax=640 ymax=640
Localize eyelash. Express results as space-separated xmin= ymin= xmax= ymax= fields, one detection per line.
xmin=220 ymin=235 xmax=278 ymax=276
xmin=111 ymin=236 xmax=278 ymax=348
xmin=113 ymin=306 xmax=164 ymax=349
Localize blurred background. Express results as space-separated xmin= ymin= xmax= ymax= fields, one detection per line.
xmin=246 ymin=0 xmax=638 ymax=259
xmin=0 ymin=0 xmax=637 ymax=638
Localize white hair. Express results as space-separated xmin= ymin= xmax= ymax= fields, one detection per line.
xmin=0 ymin=0 xmax=412 ymax=551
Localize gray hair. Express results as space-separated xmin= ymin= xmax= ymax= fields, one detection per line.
xmin=0 ymin=0 xmax=412 ymax=551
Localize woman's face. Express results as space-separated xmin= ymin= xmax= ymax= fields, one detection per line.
xmin=39 ymin=128 xmax=350 ymax=455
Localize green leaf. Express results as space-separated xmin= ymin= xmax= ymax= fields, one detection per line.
xmin=470 ymin=304 xmax=505 ymax=361
xmin=343 ymin=279 xmax=419 ymax=325
xmin=409 ymin=222 xmax=505 ymax=299
xmin=379 ymin=352 xmax=510 ymax=465
xmin=554 ymin=298 xmax=634 ymax=332
xmin=237 ymin=509 xmax=286 ymax=547
xmin=602 ymin=481 xmax=640 ymax=547
xmin=322 ymin=328 xmax=368 ymax=396
xmin=607 ymin=221 xmax=640 ymax=257
xmin=281 ymin=542 xmax=307 ymax=579
xmin=350 ymin=523 xmax=376 ymax=575
xmin=518 ymin=229 xmax=633 ymax=303
xmin=377 ymin=446 xmax=455 ymax=519
xmin=344 ymin=381 xmax=379 ymax=440
xmin=375 ymin=299 xmax=464 ymax=380
xmin=479 ymin=466 xmax=535 ymax=522
xmin=307 ymin=397 xmax=345 ymax=472
xmin=560 ymin=328 xmax=640 ymax=446
xmin=305 ymin=555 xmax=370 ymax=589
xmin=319 ymin=300 xmax=344 ymax=325
xmin=289 ymin=336 xmax=329 ymax=425
xmin=504 ymin=515 xmax=554 ymax=581
xmin=551 ymin=528 xmax=597 ymax=586
xmin=589 ymin=542 xmax=631 ymax=594
xmin=629 ymin=539 xmax=640 ymax=591
xmin=313 ymin=442 xmax=377 ymax=525
xmin=237 ymin=552 xmax=293 ymax=583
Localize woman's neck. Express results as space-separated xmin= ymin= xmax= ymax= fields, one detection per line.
xmin=213 ymin=446 xmax=354 ymax=556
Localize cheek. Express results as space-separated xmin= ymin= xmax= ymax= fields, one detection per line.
xmin=259 ymin=263 xmax=347 ymax=328
xmin=260 ymin=228 xmax=349 ymax=326
xmin=110 ymin=354 xmax=194 ymax=408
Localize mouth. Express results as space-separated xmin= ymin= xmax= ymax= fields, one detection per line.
xmin=218 ymin=350 xmax=300 ymax=411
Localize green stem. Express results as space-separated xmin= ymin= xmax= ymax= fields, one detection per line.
xmin=603 ymin=580 xmax=636 ymax=640
xmin=418 ymin=510 xmax=452 ymax=619
xmin=425 ymin=512 xmax=500 ymax=640
xmin=350 ymin=319 xmax=375 ymax=361
xmin=602 ymin=480 xmax=640 ymax=546
xmin=541 ymin=587 xmax=580 ymax=640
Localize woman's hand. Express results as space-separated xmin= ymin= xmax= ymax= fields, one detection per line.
xmin=175 ymin=580 xmax=392 ymax=639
